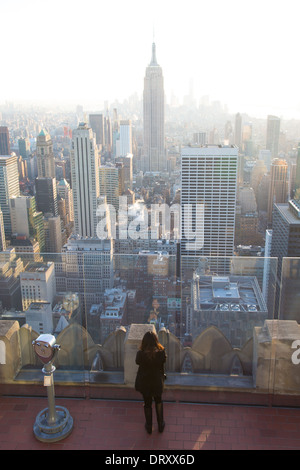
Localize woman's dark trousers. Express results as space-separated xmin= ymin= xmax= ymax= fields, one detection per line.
xmin=143 ymin=394 xmax=165 ymax=433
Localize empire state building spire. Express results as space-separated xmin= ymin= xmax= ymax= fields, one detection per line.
xmin=150 ymin=42 xmax=158 ymax=66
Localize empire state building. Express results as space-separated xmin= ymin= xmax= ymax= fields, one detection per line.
xmin=142 ymin=43 xmax=166 ymax=173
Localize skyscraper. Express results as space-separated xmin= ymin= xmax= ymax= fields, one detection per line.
xmin=57 ymin=178 xmax=74 ymax=223
xmin=115 ymin=154 xmax=133 ymax=191
xmin=0 ymin=209 xmax=6 ymax=251
xmin=104 ymin=113 xmax=112 ymax=155
xmin=18 ymin=137 xmax=30 ymax=159
xmin=70 ymin=122 xmax=100 ymax=237
xmin=181 ymin=145 xmax=238 ymax=272
xmin=89 ymin=114 xmax=105 ymax=148
xmin=0 ymin=127 xmax=11 ymax=155
xmin=266 ymin=115 xmax=280 ymax=158
xmin=0 ymin=154 xmax=20 ymax=238
xmin=142 ymin=43 xmax=166 ymax=173
xmin=20 ymin=261 xmax=56 ymax=311
xmin=36 ymin=129 xmax=55 ymax=178
xmin=43 ymin=214 xmax=63 ymax=253
xmin=116 ymin=120 xmax=132 ymax=157
xmin=9 ymin=195 xmax=45 ymax=252
xmin=234 ymin=113 xmax=242 ymax=150
xmin=99 ymin=164 xmax=120 ymax=211
xmin=60 ymin=236 xmax=113 ymax=315
xmin=267 ymin=158 xmax=288 ymax=224
xmin=35 ymin=177 xmax=58 ymax=217
xmin=270 ymin=200 xmax=300 ymax=318
xmin=294 ymin=143 xmax=300 ymax=193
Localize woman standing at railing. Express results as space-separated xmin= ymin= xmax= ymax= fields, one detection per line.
xmin=135 ymin=331 xmax=166 ymax=434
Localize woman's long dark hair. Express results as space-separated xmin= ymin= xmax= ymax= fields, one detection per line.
xmin=140 ymin=331 xmax=164 ymax=358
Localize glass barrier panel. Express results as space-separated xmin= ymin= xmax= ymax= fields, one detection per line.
xmin=84 ymin=252 xmax=178 ymax=384
xmin=0 ymin=250 xmax=86 ymax=384
xmin=179 ymin=255 xmax=277 ymax=391
xmin=0 ymin=248 xmax=288 ymax=401
xmin=272 ymin=257 xmax=300 ymax=398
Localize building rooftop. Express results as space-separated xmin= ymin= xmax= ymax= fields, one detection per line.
xmin=0 ymin=154 xmax=16 ymax=161
xmin=212 ymin=277 xmax=240 ymax=302
xmin=275 ymin=202 xmax=300 ymax=225
xmin=21 ymin=262 xmax=52 ymax=273
xmin=26 ymin=302 xmax=51 ymax=312
xmin=193 ymin=275 xmax=267 ymax=314
xmin=182 ymin=144 xmax=238 ymax=155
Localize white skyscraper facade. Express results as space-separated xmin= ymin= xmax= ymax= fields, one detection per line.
xmin=116 ymin=120 xmax=132 ymax=157
xmin=70 ymin=123 xmax=100 ymax=238
xmin=20 ymin=261 xmax=56 ymax=311
xmin=0 ymin=154 xmax=20 ymax=238
xmin=142 ymin=43 xmax=166 ymax=173
xmin=181 ymin=145 xmax=238 ymax=268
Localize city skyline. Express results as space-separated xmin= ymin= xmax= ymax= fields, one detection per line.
xmin=1 ymin=0 xmax=300 ymax=119
xmin=2 ymin=1 xmax=300 ymax=436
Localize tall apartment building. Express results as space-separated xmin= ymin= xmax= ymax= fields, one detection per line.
xmin=57 ymin=236 xmax=114 ymax=316
xmin=20 ymin=261 xmax=56 ymax=311
xmin=270 ymin=200 xmax=300 ymax=319
xmin=0 ymin=154 xmax=20 ymax=238
xmin=35 ymin=177 xmax=58 ymax=217
xmin=115 ymin=154 xmax=133 ymax=191
xmin=142 ymin=43 xmax=166 ymax=173
xmin=36 ymin=129 xmax=55 ymax=178
xmin=193 ymin=132 xmax=207 ymax=145
xmin=267 ymin=158 xmax=288 ymax=224
xmin=89 ymin=114 xmax=105 ymax=148
xmin=104 ymin=113 xmax=112 ymax=155
xmin=259 ymin=149 xmax=272 ymax=172
xmin=43 ymin=214 xmax=63 ymax=253
xmin=70 ymin=123 xmax=100 ymax=238
xmin=57 ymin=178 xmax=74 ymax=240
xmin=10 ymin=235 xmax=42 ymax=262
xmin=0 ymin=248 xmax=24 ymax=310
xmin=57 ymin=178 xmax=74 ymax=223
xmin=9 ymin=196 xmax=45 ymax=252
xmin=234 ymin=113 xmax=242 ymax=150
xmin=0 ymin=208 xmax=6 ymax=251
xmin=271 ymin=201 xmax=300 ymax=261
xmin=266 ymin=115 xmax=280 ymax=158
xmin=0 ymin=127 xmax=11 ymax=155
xmin=116 ymin=120 xmax=132 ymax=157
xmin=18 ymin=137 xmax=30 ymax=159
xmin=181 ymin=145 xmax=238 ymax=273
xmin=99 ymin=163 xmax=121 ymax=211
xmin=294 ymin=143 xmax=300 ymax=194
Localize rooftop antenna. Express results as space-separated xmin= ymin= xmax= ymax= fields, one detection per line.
xmin=150 ymin=23 xmax=158 ymax=66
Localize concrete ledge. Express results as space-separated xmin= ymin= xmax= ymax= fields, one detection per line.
xmin=0 ymin=367 xmax=288 ymax=407
xmin=1 ymin=380 xmax=297 ymax=407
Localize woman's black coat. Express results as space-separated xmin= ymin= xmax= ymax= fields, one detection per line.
xmin=135 ymin=349 xmax=166 ymax=396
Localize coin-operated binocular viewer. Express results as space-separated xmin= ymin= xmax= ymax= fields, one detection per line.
xmin=32 ymin=334 xmax=73 ymax=442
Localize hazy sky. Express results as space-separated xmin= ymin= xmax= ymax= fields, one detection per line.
xmin=1 ymin=0 xmax=300 ymax=118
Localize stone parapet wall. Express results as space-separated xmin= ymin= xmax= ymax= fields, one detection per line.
xmin=1 ymin=319 xmax=300 ymax=397
xmin=0 ymin=321 xmax=21 ymax=383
